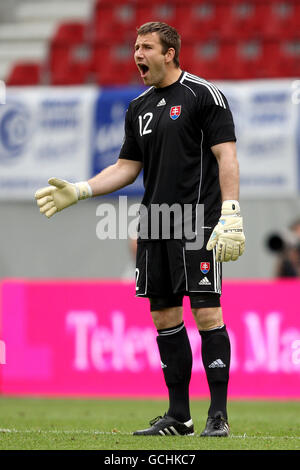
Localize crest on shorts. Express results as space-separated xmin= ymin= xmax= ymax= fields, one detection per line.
xmin=170 ymin=105 xmax=181 ymax=120
xmin=200 ymin=262 xmax=210 ymax=274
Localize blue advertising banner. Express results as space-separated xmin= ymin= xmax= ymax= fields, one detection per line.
xmin=92 ymin=87 xmax=145 ymax=196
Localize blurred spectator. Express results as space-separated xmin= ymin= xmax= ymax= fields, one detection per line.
xmin=271 ymin=219 xmax=300 ymax=278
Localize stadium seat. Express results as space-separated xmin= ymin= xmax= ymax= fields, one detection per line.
xmin=276 ymin=38 xmax=300 ymax=77
xmin=215 ymin=0 xmax=268 ymax=40
xmin=91 ymin=40 xmax=139 ymax=85
xmin=6 ymin=62 xmax=41 ymax=85
xmin=48 ymin=37 xmax=92 ymax=84
xmin=94 ymin=65 xmax=140 ymax=86
xmin=262 ymin=0 xmax=299 ymax=39
xmin=50 ymin=61 xmax=90 ymax=85
xmin=180 ymin=41 xmax=225 ymax=80
xmin=137 ymin=2 xmax=182 ymax=32
xmin=182 ymin=38 xmax=291 ymax=80
xmin=49 ymin=21 xmax=89 ymax=69
xmin=6 ymin=0 xmax=299 ymax=85
xmin=220 ymin=40 xmax=283 ymax=79
xmin=177 ymin=1 xmax=223 ymax=41
xmin=52 ymin=21 xmax=86 ymax=44
xmin=93 ymin=1 xmax=138 ymax=42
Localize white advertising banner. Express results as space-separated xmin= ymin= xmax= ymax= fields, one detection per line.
xmin=0 ymin=81 xmax=299 ymax=199
xmin=0 ymin=86 xmax=97 ymax=199
xmin=219 ymin=79 xmax=299 ymax=198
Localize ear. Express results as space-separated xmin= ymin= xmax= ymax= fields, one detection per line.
xmin=165 ymin=47 xmax=175 ymax=65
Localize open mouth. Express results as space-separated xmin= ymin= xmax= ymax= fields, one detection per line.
xmin=138 ymin=63 xmax=149 ymax=78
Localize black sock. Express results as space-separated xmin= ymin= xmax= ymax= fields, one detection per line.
xmin=156 ymin=322 xmax=192 ymax=423
xmin=199 ymin=325 xmax=231 ymax=419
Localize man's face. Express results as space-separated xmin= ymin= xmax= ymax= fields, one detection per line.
xmin=134 ymin=32 xmax=168 ymax=87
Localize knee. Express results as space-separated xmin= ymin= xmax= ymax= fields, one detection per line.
xmin=151 ymin=306 xmax=183 ymax=330
xmin=192 ymin=307 xmax=223 ymax=330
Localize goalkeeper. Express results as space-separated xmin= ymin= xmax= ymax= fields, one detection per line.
xmin=35 ymin=22 xmax=245 ymax=438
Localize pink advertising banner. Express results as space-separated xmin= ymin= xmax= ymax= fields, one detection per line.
xmin=0 ymin=279 xmax=300 ymax=398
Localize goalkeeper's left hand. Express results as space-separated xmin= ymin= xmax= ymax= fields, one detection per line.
xmin=206 ymin=200 xmax=245 ymax=262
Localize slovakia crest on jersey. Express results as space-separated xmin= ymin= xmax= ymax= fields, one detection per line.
xmin=200 ymin=262 xmax=210 ymax=274
xmin=170 ymin=105 xmax=181 ymax=120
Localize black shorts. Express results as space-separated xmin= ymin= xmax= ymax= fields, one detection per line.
xmin=135 ymin=230 xmax=222 ymax=309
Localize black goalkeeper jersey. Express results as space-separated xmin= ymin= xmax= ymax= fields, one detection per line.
xmin=119 ymin=71 xmax=236 ymax=239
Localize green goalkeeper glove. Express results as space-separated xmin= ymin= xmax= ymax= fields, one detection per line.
xmin=206 ymin=200 xmax=245 ymax=262
xmin=35 ymin=177 xmax=92 ymax=218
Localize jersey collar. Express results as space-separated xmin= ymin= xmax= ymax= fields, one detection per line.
xmin=154 ymin=71 xmax=185 ymax=93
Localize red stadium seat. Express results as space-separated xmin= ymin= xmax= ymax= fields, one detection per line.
xmin=263 ymin=0 xmax=299 ymax=39
xmin=92 ymin=40 xmax=134 ymax=70
xmin=220 ymin=40 xmax=283 ymax=79
xmin=137 ymin=2 xmax=182 ymax=31
xmin=8 ymin=0 xmax=299 ymax=86
xmin=52 ymin=21 xmax=86 ymax=44
xmin=182 ymin=38 xmax=291 ymax=81
xmin=50 ymin=62 xmax=91 ymax=85
xmin=94 ymin=65 xmax=140 ymax=86
xmin=91 ymin=40 xmax=139 ymax=84
xmin=180 ymin=40 xmax=225 ymax=80
xmin=6 ymin=62 xmax=41 ymax=85
xmin=276 ymin=38 xmax=300 ymax=77
xmin=93 ymin=1 xmax=138 ymax=42
xmin=216 ymin=0 xmax=268 ymax=40
xmin=177 ymin=1 xmax=223 ymax=41
xmin=49 ymin=21 xmax=90 ymax=74
xmin=48 ymin=39 xmax=92 ymax=83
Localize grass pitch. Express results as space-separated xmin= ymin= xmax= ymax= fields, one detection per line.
xmin=0 ymin=397 xmax=299 ymax=450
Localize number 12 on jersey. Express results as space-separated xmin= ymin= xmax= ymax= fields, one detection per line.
xmin=138 ymin=112 xmax=153 ymax=136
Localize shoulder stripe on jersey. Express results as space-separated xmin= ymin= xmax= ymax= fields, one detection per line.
xmin=186 ymin=72 xmax=226 ymax=108
xmin=183 ymin=72 xmax=226 ymax=108
xmin=183 ymin=73 xmax=220 ymax=106
xmin=187 ymin=73 xmax=226 ymax=108
xmin=179 ymin=73 xmax=197 ymax=97
xmin=132 ymin=86 xmax=154 ymax=101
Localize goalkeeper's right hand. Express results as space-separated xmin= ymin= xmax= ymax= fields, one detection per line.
xmin=35 ymin=177 xmax=92 ymax=218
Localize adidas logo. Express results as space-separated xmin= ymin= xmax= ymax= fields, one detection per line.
xmin=208 ymin=359 xmax=226 ymax=368
xmin=198 ymin=277 xmax=211 ymax=286
xmin=157 ymin=98 xmax=166 ymax=107
xmin=161 ymin=361 xmax=167 ymax=369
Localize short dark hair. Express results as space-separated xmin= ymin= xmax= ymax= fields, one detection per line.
xmin=136 ymin=22 xmax=181 ymax=68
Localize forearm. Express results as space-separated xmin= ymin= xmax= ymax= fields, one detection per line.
xmin=207 ymin=142 xmax=245 ymax=261
xmin=35 ymin=159 xmax=142 ymax=218
xmin=218 ymin=154 xmax=240 ymax=202
xmin=87 ymin=160 xmax=141 ymax=197
xmin=212 ymin=142 xmax=240 ymax=202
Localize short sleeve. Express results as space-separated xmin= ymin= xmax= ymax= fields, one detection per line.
xmin=198 ymin=86 xmax=236 ymax=147
xmin=119 ymin=104 xmax=143 ymax=162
